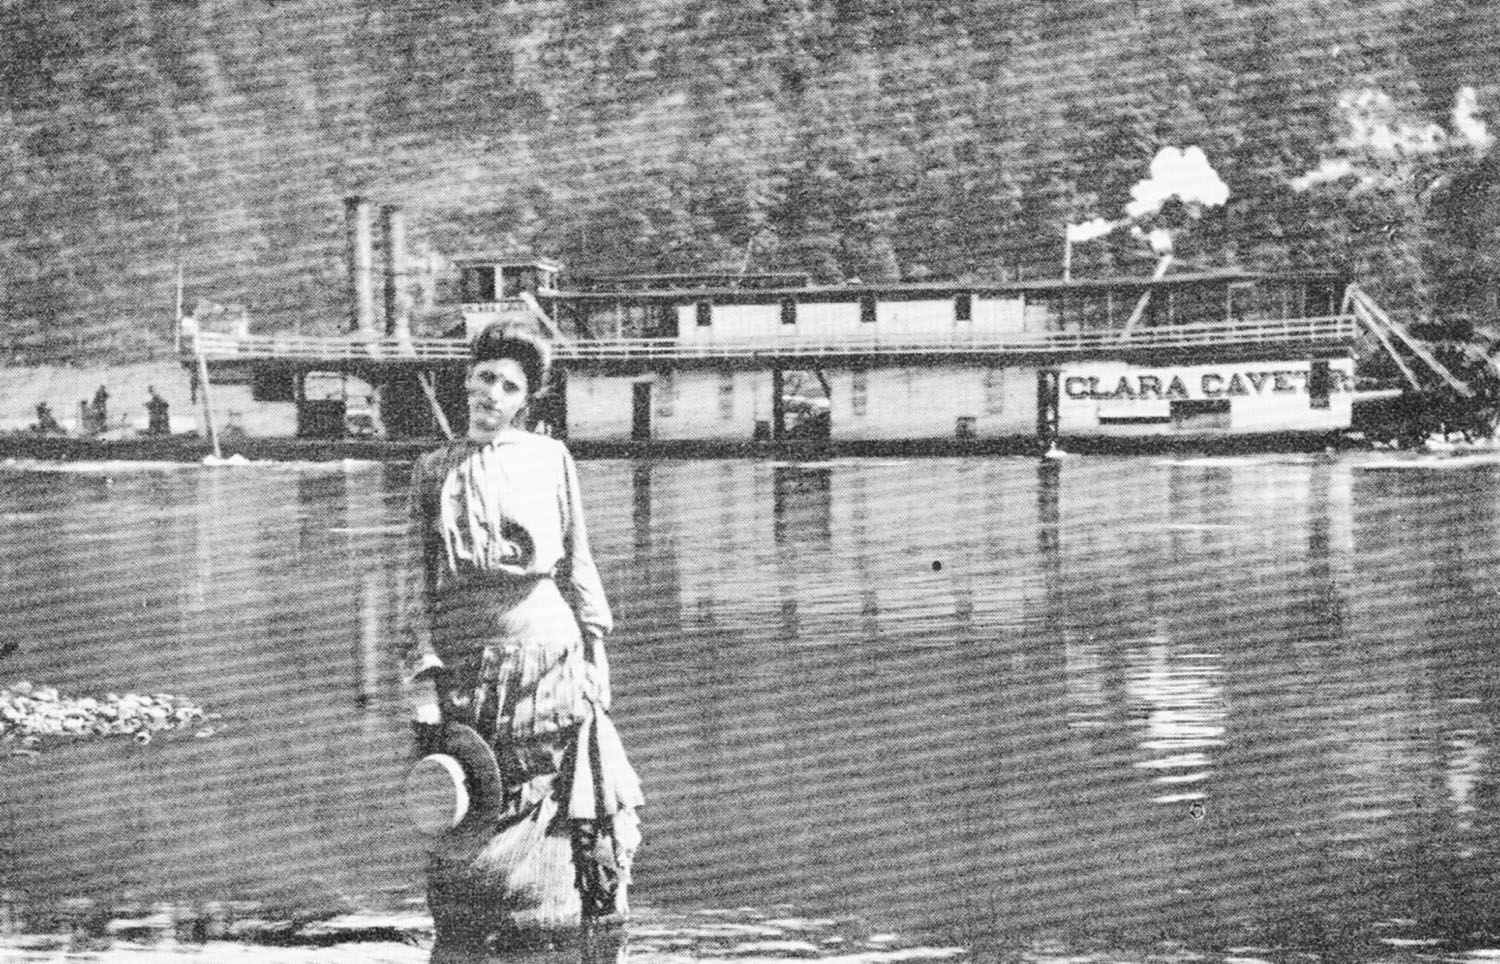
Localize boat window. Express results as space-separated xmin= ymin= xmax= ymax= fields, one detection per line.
xmin=1304 ymin=281 xmax=1341 ymax=316
xmin=1075 ymin=291 xmax=1110 ymax=330
xmin=1228 ymin=282 xmax=1256 ymax=321
xmin=1024 ymin=292 xmax=1067 ymax=331
xmin=719 ymin=369 xmax=735 ymax=419
xmin=588 ymin=303 xmax=620 ymax=338
xmin=1107 ymin=285 xmax=1153 ymax=329
xmin=696 ymin=300 xmax=712 ymax=327
xmin=649 ymin=303 xmax=677 ymax=339
xmin=983 ymin=369 xmax=1004 ymax=414
xmin=1173 ymin=282 xmax=1227 ymax=326
xmin=501 ymin=267 xmax=533 ymax=299
xmin=781 ymin=297 xmax=798 ymax=326
xmin=860 ymin=294 xmax=876 ymax=324
xmin=620 ymin=302 xmax=650 ymax=338
xmin=955 ymin=292 xmax=972 ymax=323
xmin=1227 ymin=280 xmax=1288 ymax=322
xmin=459 ymin=266 xmax=496 ymax=303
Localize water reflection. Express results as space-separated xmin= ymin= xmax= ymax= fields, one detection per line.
xmin=631 ymin=462 xmax=651 ymax=550
xmin=5 ymin=456 xmax=1500 ymax=959
xmin=1125 ymin=630 xmax=1223 ymax=805
xmin=772 ymin=465 xmax=832 ymax=545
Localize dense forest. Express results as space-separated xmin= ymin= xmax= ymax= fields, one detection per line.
xmin=0 ymin=0 xmax=1495 ymax=363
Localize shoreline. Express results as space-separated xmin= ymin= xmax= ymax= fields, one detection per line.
xmin=0 ymin=430 xmax=1371 ymax=465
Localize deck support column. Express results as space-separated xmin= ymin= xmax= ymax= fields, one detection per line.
xmin=771 ymin=368 xmax=785 ymax=442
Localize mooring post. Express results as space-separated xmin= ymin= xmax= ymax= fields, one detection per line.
xmin=191 ymin=330 xmax=223 ymax=459
xmin=418 ymin=371 xmax=454 ymax=440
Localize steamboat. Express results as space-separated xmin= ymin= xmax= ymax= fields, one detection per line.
xmin=84 ymin=196 xmax=1467 ymax=460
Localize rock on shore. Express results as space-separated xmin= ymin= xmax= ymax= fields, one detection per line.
xmin=0 ymin=681 xmax=212 ymax=751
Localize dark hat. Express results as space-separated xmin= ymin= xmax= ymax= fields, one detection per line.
xmin=403 ymin=722 xmax=503 ymax=835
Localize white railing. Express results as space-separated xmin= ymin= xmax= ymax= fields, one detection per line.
xmin=188 ymin=331 xmax=472 ymax=361
xmin=559 ymin=316 xmax=1357 ymax=359
xmin=186 ymin=315 xmax=1357 ymax=365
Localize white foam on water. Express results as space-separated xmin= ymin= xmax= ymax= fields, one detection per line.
xmin=1358 ymin=453 xmax=1500 ymax=470
xmin=1160 ymin=456 xmax=1271 ymax=467
xmin=0 ymin=458 xmax=200 ymax=473
xmin=197 ymin=454 xmax=382 ymax=471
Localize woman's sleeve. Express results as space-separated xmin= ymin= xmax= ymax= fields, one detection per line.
xmin=397 ymin=454 xmax=444 ymax=684
xmin=559 ymin=448 xmax=613 ymax=640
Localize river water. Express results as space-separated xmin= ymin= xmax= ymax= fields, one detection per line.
xmin=2 ymin=451 xmax=1500 ymax=961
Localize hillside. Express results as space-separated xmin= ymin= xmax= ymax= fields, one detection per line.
xmin=0 ymin=0 xmax=1495 ymax=362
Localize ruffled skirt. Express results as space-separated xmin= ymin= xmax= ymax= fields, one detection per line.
xmin=426 ymin=577 xmax=643 ymax=930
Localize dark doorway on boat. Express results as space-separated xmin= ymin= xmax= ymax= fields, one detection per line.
xmin=632 ymin=382 xmax=652 ymax=441
xmin=775 ymin=368 xmax=831 ymax=442
xmin=1308 ymin=359 xmax=1332 ymax=410
xmin=1036 ymin=370 xmax=1060 ymax=447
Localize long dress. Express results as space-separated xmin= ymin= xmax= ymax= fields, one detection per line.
xmin=401 ymin=429 xmax=643 ymax=954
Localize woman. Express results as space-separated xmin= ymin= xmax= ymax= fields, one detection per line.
xmin=401 ymin=321 xmax=642 ymax=962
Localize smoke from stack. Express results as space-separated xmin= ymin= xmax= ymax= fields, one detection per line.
xmin=1292 ymin=87 xmax=1493 ymax=193
xmin=1453 ymin=87 xmax=1492 ymax=152
xmin=1065 ymin=217 xmax=1119 ymax=243
xmin=1064 ymin=146 xmax=1228 ymax=259
xmin=1125 ymin=146 xmax=1230 ymax=220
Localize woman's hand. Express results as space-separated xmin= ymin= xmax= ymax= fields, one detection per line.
xmin=408 ymin=677 xmax=444 ymax=757
xmin=582 ymin=631 xmax=612 ymax=711
xmin=410 ymin=675 xmax=443 ymax=725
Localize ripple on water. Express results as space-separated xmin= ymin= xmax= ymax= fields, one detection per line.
xmin=0 ymin=455 xmax=1498 ymax=963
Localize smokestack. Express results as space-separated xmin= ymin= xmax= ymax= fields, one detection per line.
xmin=345 ymin=196 xmax=376 ymax=335
xmin=381 ymin=204 xmax=411 ymax=340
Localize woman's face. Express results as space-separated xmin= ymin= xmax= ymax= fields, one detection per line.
xmin=466 ymin=357 xmax=529 ymax=439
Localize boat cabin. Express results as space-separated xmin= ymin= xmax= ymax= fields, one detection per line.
xmin=456 ymin=255 xmax=561 ymax=338
xmin=545 ymin=270 xmax=1349 ymax=344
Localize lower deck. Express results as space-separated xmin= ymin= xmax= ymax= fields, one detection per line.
xmin=187 ymin=350 xmax=1356 ymax=450
xmin=558 ymin=355 xmax=1356 ymax=445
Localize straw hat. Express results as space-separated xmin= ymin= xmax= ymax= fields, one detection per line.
xmin=403 ymin=722 xmax=503 ymax=835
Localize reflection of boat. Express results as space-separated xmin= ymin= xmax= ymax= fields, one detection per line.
xmin=160 ymin=199 xmax=1473 ymax=457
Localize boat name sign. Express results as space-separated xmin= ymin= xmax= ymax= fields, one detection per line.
xmin=1062 ymin=366 xmax=1352 ymax=402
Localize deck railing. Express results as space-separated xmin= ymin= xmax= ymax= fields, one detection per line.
xmin=188 ymin=331 xmax=473 ymax=362
xmin=186 ymin=315 xmax=1357 ymax=365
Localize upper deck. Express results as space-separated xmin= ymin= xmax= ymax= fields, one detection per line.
xmin=183 ymin=266 xmax=1359 ymax=376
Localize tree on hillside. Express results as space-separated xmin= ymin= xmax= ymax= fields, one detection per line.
xmin=1426 ymin=150 xmax=1500 ymax=327
xmin=0 ymin=0 xmax=1494 ymax=361
xmin=366 ymin=3 xmax=546 ymax=133
xmin=1291 ymin=85 xmax=1497 ymax=325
